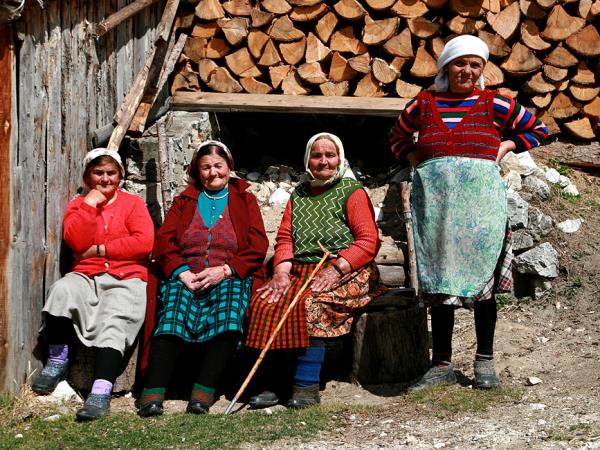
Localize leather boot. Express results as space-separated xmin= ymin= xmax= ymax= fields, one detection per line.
xmin=249 ymin=391 xmax=279 ymax=409
xmin=286 ymin=384 xmax=320 ymax=409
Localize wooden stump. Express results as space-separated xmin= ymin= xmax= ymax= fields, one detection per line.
xmin=350 ymin=289 xmax=429 ymax=385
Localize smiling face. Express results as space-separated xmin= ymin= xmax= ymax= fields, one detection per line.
xmin=447 ymin=55 xmax=485 ymax=94
xmin=84 ymin=160 xmax=122 ymax=199
xmin=198 ymin=153 xmax=231 ymax=191
xmin=308 ymin=138 xmax=340 ymax=181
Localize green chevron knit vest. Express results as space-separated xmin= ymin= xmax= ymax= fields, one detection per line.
xmin=291 ymin=178 xmax=362 ymax=263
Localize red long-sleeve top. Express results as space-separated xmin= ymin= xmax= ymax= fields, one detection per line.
xmin=64 ymin=190 xmax=154 ymax=281
xmin=274 ymin=187 xmax=380 ymax=270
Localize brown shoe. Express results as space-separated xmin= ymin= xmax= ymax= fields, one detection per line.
xmin=286 ymin=384 xmax=320 ymax=409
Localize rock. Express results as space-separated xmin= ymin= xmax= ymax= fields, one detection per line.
xmin=563 ymin=184 xmax=579 ymax=196
xmin=504 ymin=170 xmax=522 ymax=191
xmin=500 ymin=151 xmax=539 ymax=176
xmin=246 ymin=171 xmax=261 ymax=182
xmin=557 ymin=218 xmax=583 ymax=234
xmin=44 ymin=414 xmax=61 ymax=422
xmin=269 ymin=188 xmax=291 ymax=205
xmin=264 ymin=181 xmax=277 ymax=192
xmin=279 ymin=166 xmax=293 ymax=184
xmin=514 ymin=243 xmax=559 ymax=278
xmin=265 ymin=166 xmax=280 ymax=181
xmin=507 ymin=191 xmax=529 ymax=229
xmin=527 ymin=376 xmax=543 ymax=386
xmin=512 ymin=229 xmax=535 ymax=252
xmin=533 ymin=276 xmax=552 ymax=300
xmin=545 ymin=168 xmax=561 ymax=184
xmin=278 ymin=182 xmax=293 ymax=191
xmin=527 ymin=207 xmax=553 ymax=241
xmin=529 ymin=403 xmax=547 ymax=411
xmin=522 ymin=175 xmax=550 ymax=200
xmin=558 ymin=175 xmax=571 ymax=188
xmin=248 ymin=182 xmax=271 ymax=204
xmin=373 ymin=207 xmax=384 ymax=222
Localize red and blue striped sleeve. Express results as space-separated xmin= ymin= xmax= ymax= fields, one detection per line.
xmin=389 ymin=98 xmax=419 ymax=164
xmin=493 ymin=93 xmax=549 ymax=153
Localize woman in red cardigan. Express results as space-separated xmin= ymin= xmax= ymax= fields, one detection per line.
xmin=137 ymin=140 xmax=268 ymax=417
xmin=31 ymin=148 xmax=154 ymax=421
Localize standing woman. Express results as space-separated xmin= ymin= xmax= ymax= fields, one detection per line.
xmin=137 ymin=140 xmax=268 ymax=417
xmin=389 ymin=35 xmax=548 ymax=390
xmin=245 ymin=132 xmax=383 ymax=409
xmin=31 ymin=148 xmax=154 ymax=420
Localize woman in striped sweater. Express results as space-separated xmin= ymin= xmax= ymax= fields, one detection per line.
xmin=389 ymin=35 xmax=548 ymax=391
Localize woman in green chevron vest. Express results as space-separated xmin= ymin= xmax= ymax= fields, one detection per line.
xmin=244 ymin=132 xmax=385 ymax=409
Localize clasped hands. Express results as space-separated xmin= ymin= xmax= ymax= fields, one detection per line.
xmin=178 ymin=267 xmax=229 ymax=293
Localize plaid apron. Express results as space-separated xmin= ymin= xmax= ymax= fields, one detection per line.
xmin=154 ymin=276 xmax=252 ymax=342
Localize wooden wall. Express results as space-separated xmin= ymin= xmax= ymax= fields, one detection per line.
xmin=1 ymin=0 xmax=162 ymax=393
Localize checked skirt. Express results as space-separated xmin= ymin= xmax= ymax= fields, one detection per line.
xmin=154 ymin=276 xmax=252 ymax=343
xmin=244 ymin=261 xmax=385 ymax=350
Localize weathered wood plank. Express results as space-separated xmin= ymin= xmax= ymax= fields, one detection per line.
xmin=532 ymin=144 xmax=600 ymax=169
xmin=95 ymin=0 xmax=161 ymax=37
xmin=172 ymin=92 xmax=409 ymax=116
xmin=0 ymin=24 xmax=15 ymax=391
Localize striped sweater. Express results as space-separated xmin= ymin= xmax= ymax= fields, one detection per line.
xmin=389 ymin=89 xmax=548 ymax=164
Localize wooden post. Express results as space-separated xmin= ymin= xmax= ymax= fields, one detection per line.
xmin=400 ymin=181 xmax=418 ymax=295
xmin=0 ymin=24 xmax=14 ymax=390
xmin=157 ymin=120 xmax=171 ymax=216
xmin=95 ymin=0 xmax=161 ymax=37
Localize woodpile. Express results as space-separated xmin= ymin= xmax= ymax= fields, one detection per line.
xmin=170 ymin=0 xmax=600 ymax=140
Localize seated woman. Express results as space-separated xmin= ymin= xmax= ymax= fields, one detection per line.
xmin=137 ymin=140 xmax=268 ymax=417
xmin=245 ymin=132 xmax=383 ymax=409
xmin=31 ymin=148 xmax=154 ymax=421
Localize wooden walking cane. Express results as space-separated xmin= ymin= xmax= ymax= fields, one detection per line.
xmin=224 ymin=243 xmax=334 ymax=415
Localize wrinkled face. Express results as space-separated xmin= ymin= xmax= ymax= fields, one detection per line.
xmin=198 ymin=153 xmax=230 ymax=191
xmin=85 ymin=162 xmax=121 ymax=198
xmin=308 ymin=139 xmax=340 ymax=181
xmin=447 ymin=55 xmax=485 ymax=94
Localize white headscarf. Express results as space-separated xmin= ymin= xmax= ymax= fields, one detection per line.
xmin=434 ymin=35 xmax=489 ymax=92
xmin=82 ymin=148 xmax=125 ymax=189
xmin=187 ymin=139 xmax=234 ymax=185
xmin=304 ymin=132 xmax=356 ymax=187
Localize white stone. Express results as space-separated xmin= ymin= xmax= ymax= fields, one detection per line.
xmin=545 ymin=168 xmax=561 ymax=184
xmin=514 ymin=243 xmax=559 ymax=278
xmin=507 ymin=191 xmax=529 ymax=229
xmin=563 ymin=184 xmax=579 ymax=196
xmin=44 ymin=414 xmax=61 ymax=422
xmin=504 ymin=170 xmax=522 ymax=191
xmin=500 ymin=152 xmax=539 ymax=176
xmin=522 ymin=175 xmax=550 ymax=200
xmin=527 ymin=376 xmax=543 ymax=386
xmin=373 ymin=207 xmax=384 ymax=222
xmin=269 ymin=188 xmax=291 ymax=205
xmin=530 ymin=403 xmax=547 ymax=411
xmin=15 ymin=434 xmax=23 ymax=439
xmin=264 ymin=181 xmax=277 ymax=192
xmin=557 ymin=218 xmax=583 ymax=234
xmin=558 ymin=175 xmax=571 ymax=188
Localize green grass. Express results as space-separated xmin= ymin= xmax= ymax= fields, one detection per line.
xmin=547 ymin=422 xmax=599 ymax=442
xmin=405 ymin=385 xmax=522 ymax=418
xmin=495 ymin=294 xmax=514 ymax=310
xmin=0 ymin=403 xmax=344 ymax=450
xmin=548 ymin=159 xmax=574 ymax=178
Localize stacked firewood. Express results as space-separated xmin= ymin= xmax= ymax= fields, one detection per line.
xmin=171 ymin=0 xmax=600 ymax=140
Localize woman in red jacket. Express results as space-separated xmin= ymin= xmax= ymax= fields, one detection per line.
xmin=31 ymin=148 xmax=154 ymax=421
xmin=137 ymin=140 xmax=268 ymax=417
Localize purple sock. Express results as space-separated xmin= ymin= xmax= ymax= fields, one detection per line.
xmin=48 ymin=344 xmax=69 ymax=364
xmin=91 ymin=379 xmax=113 ymax=395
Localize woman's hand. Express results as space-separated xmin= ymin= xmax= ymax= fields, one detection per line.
xmin=496 ymin=140 xmax=516 ymax=163
xmin=195 ymin=266 xmax=228 ymax=292
xmin=311 ymin=266 xmax=341 ymax=293
xmin=406 ymin=151 xmax=418 ymax=168
xmin=257 ymin=271 xmax=291 ymax=304
xmin=83 ymin=189 xmax=108 ymax=208
xmin=178 ymin=270 xmax=202 ymax=292
xmin=73 ymin=244 xmax=104 ymax=261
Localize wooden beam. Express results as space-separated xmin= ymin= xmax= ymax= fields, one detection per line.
xmin=95 ymin=0 xmax=162 ymax=37
xmin=532 ymin=144 xmax=600 ymax=169
xmin=172 ymin=92 xmax=409 ymax=116
xmin=0 ymin=24 xmax=13 ymax=390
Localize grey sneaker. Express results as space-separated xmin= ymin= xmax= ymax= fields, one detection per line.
xmin=31 ymin=360 xmax=69 ymax=395
xmin=249 ymin=391 xmax=279 ymax=409
xmin=474 ymin=360 xmax=500 ymax=389
xmin=408 ymin=365 xmax=457 ymax=392
xmin=76 ymin=393 xmax=111 ymax=421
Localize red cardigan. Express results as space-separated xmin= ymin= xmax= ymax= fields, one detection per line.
xmin=64 ymin=190 xmax=154 ymax=281
xmin=139 ymin=178 xmax=268 ymax=376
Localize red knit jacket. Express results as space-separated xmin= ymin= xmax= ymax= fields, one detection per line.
xmin=64 ymin=190 xmax=154 ymax=281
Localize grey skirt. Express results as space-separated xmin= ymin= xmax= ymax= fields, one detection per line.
xmin=42 ymin=272 xmax=146 ymax=354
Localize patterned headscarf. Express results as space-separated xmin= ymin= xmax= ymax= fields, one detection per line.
xmin=82 ymin=148 xmax=125 ymax=189
xmin=304 ymin=132 xmax=356 ymax=187
xmin=187 ymin=139 xmax=234 ymax=184
xmin=434 ymin=35 xmax=489 ymax=92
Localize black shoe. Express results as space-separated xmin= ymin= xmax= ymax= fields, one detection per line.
xmin=31 ymin=360 xmax=69 ymax=395
xmin=249 ymin=391 xmax=279 ymax=409
xmin=474 ymin=360 xmax=500 ymax=389
xmin=407 ymin=365 xmax=457 ymax=392
xmin=286 ymin=384 xmax=320 ymax=409
xmin=186 ymin=400 xmax=209 ymax=414
xmin=76 ymin=393 xmax=111 ymax=421
xmin=138 ymin=401 xmax=164 ymax=417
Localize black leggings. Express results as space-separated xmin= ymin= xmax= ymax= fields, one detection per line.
xmin=145 ymin=332 xmax=238 ymax=390
xmin=45 ymin=314 xmax=123 ymax=383
xmin=431 ymin=298 xmax=497 ymax=364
